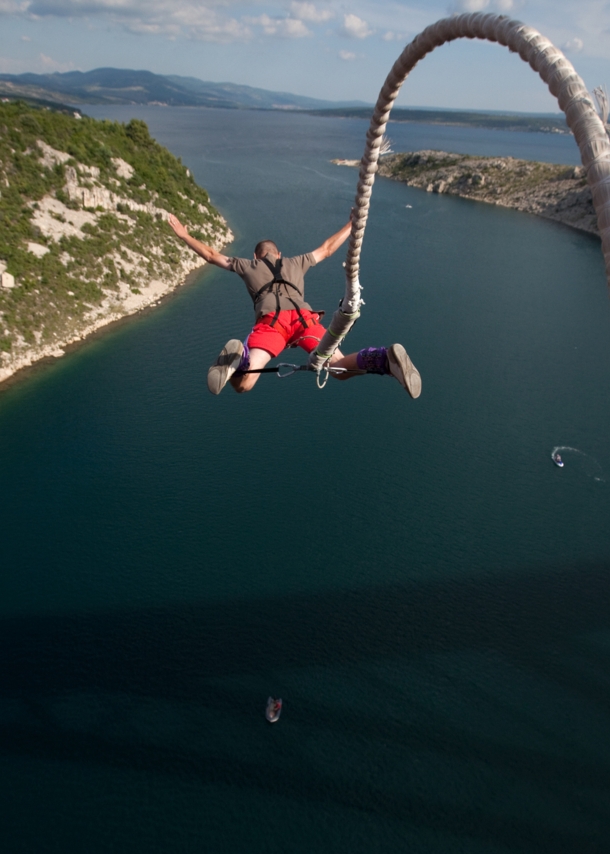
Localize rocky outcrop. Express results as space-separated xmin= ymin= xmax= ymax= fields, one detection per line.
xmin=382 ymin=151 xmax=597 ymax=235
xmin=38 ymin=141 xmax=166 ymax=218
xmin=334 ymin=151 xmax=598 ymax=236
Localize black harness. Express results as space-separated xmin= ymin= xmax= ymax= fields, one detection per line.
xmin=253 ymin=256 xmax=310 ymax=330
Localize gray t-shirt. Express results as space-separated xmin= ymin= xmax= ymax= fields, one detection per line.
xmin=228 ymin=253 xmax=317 ymax=320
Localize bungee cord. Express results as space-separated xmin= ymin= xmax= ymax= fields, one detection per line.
xmin=306 ymin=11 xmax=610 ymax=377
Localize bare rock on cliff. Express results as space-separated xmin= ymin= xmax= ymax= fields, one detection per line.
xmin=376 ymin=151 xmax=597 ymax=236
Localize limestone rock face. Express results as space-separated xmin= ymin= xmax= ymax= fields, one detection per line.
xmin=63 ymin=164 xmax=165 ymax=217
xmin=112 ymin=157 xmax=134 ymax=180
xmin=27 ymin=242 xmax=50 ymax=257
xmin=36 ymin=140 xmax=71 ymax=169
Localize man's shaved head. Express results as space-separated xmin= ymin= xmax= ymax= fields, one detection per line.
xmin=254 ymin=240 xmax=279 ymax=259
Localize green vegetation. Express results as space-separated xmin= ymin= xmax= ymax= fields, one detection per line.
xmin=0 ymin=101 xmax=227 ymax=360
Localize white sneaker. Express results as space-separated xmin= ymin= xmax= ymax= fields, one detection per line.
xmin=207 ymin=339 xmax=244 ymax=395
xmin=387 ymin=343 xmax=421 ymax=398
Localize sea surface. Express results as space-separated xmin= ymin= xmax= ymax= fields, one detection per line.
xmin=1 ymin=106 xmax=609 ymax=852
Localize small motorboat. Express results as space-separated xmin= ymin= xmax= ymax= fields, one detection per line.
xmin=266 ymin=697 xmax=282 ymax=723
xmin=552 ymin=453 xmax=564 ymax=468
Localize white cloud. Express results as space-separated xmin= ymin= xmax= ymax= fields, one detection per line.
xmin=21 ymin=33 xmax=31 ymax=39
xmin=28 ymin=0 xmax=254 ymax=43
xmin=39 ymin=51 xmax=75 ymax=70
xmin=126 ymin=19 xmax=178 ymax=35
xmin=290 ymin=2 xmax=332 ymax=23
xmin=29 ymin=0 xmax=159 ymax=13
xmin=0 ymin=0 xmax=28 ymax=10
xmin=0 ymin=0 xmax=253 ymax=43
xmin=382 ymin=31 xmax=409 ymax=42
xmin=448 ymin=0 xmax=514 ymax=11
xmin=250 ymin=13 xmax=311 ymax=37
xmin=273 ymin=17 xmax=311 ymax=37
xmin=341 ymin=13 xmax=373 ymax=39
xmin=562 ymin=37 xmax=584 ymax=53
xmin=164 ymin=7 xmax=251 ymax=42
xmin=449 ymin=0 xmax=488 ymax=10
xmin=339 ymin=49 xmax=356 ymax=60
xmin=0 ymin=0 xmax=606 ymax=60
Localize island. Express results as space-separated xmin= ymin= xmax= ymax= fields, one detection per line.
xmin=0 ymin=101 xmax=232 ymax=385
xmin=333 ymin=151 xmax=597 ymax=236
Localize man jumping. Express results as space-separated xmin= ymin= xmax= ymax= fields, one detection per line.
xmin=168 ymin=213 xmax=421 ymax=398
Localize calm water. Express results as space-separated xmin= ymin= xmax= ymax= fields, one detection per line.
xmin=1 ymin=107 xmax=609 ymax=852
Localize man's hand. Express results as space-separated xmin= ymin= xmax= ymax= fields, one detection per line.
xmin=168 ymin=214 xmax=190 ymax=241
xmin=168 ymin=211 xmax=232 ymax=270
xmin=311 ymin=214 xmax=353 ymax=264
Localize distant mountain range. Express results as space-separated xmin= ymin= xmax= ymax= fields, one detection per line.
xmin=0 ymin=68 xmax=369 ymax=110
xmin=0 ymin=67 xmax=568 ymax=133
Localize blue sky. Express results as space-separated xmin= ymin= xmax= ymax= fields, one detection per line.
xmin=1 ymin=1 xmax=609 ymax=112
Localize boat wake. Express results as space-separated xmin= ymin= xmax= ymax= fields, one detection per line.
xmin=289 ymin=162 xmax=350 ymax=185
xmin=551 ymin=446 xmax=605 ymax=482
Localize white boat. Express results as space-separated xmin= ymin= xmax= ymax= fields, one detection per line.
xmin=266 ymin=697 xmax=282 ymax=723
xmin=552 ymin=453 xmax=564 ymax=467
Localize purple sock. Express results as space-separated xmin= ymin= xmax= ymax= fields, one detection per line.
xmin=236 ymin=341 xmax=250 ymax=374
xmin=356 ymin=347 xmax=389 ymax=374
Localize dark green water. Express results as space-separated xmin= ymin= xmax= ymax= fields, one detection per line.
xmin=1 ymin=108 xmax=609 ymax=852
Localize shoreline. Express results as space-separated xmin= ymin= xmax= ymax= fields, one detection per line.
xmin=0 ymin=250 xmax=227 ymax=393
xmin=333 ymin=152 xmax=598 ymax=238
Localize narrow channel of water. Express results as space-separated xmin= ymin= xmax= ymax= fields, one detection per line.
xmin=0 ymin=107 xmax=608 ymax=852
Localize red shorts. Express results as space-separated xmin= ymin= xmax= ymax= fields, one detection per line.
xmin=246 ymin=309 xmax=327 ymax=358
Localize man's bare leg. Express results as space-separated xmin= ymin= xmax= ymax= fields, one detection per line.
xmin=330 ymin=346 xmax=421 ymax=397
xmin=328 ymin=349 xmax=358 ymax=381
xmin=229 ymin=347 xmax=272 ymax=393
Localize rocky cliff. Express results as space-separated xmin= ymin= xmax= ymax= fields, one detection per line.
xmin=334 ymin=151 xmax=597 ymax=236
xmin=0 ymin=102 xmax=232 ymax=385
xmin=381 ymin=151 xmax=597 ymax=235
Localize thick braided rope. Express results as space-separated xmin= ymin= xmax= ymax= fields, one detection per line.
xmin=309 ymin=12 xmax=610 ymax=371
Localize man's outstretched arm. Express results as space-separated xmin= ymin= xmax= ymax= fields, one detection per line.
xmin=168 ymin=214 xmax=232 ymax=270
xmin=311 ymin=213 xmax=353 ymax=263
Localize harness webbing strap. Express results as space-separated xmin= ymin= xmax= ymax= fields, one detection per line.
xmin=255 ymin=256 xmax=310 ymax=329
xmin=241 ymin=363 xmax=367 ymax=377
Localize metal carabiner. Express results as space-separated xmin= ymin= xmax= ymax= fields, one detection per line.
xmin=276 ymin=363 xmax=301 ymax=378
